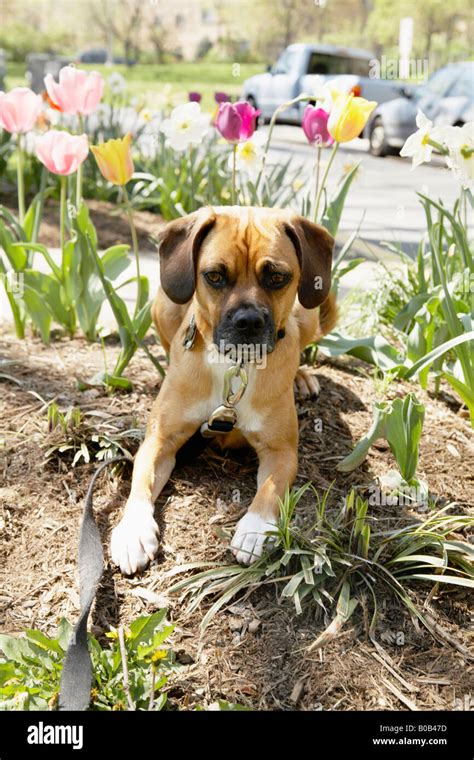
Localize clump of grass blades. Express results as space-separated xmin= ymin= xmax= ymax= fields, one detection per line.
xmin=167 ymin=485 xmax=474 ymax=636
xmin=44 ymin=401 xmax=141 ymax=465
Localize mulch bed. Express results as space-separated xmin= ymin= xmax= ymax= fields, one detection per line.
xmin=2 ymin=197 xmax=163 ymax=252
xmin=0 ymin=329 xmax=473 ymax=711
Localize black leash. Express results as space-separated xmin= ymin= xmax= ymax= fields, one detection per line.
xmin=57 ymin=423 xmax=218 ymax=711
xmin=58 ymin=456 xmax=129 ymax=711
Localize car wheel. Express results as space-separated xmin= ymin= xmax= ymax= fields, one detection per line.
xmin=369 ymin=119 xmax=390 ymax=157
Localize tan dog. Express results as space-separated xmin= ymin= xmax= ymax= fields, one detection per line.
xmin=111 ymin=206 xmax=337 ymax=575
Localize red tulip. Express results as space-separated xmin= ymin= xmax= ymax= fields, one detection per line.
xmin=42 ymin=90 xmax=62 ymax=112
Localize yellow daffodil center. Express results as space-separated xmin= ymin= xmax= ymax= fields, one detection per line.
xmin=240 ymin=143 xmax=255 ymax=160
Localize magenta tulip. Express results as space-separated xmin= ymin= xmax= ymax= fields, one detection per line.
xmin=215 ymin=101 xmax=260 ymax=143
xmin=302 ymin=105 xmax=334 ymax=146
xmin=188 ymin=91 xmax=202 ymax=103
xmin=0 ymin=87 xmax=42 ymax=134
xmin=214 ymin=91 xmax=230 ymax=103
xmin=44 ymin=66 xmax=104 ymax=117
xmin=35 ymin=130 xmax=89 ymax=176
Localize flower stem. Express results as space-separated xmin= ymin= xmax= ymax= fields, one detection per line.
xmin=313 ymin=146 xmax=322 ymax=223
xmin=313 ymin=142 xmax=339 ymax=223
xmin=189 ymin=145 xmax=195 ymax=212
xmin=426 ymin=137 xmax=448 ymax=155
xmin=31 ymin=166 xmax=48 ymax=244
xmin=231 ymin=144 xmax=237 ymax=205
xmin=16 ymin=133 xmax=25 ymax=225
xmin=60 ymin=175 xmax=67 ymax=257
xmin=254 ymin=92 xmax=311 ymax=200
xmin=76 ymin=114 xmax=85 ymax=210
xmin=462 ymin=187 xmax=468 ymax=230
xmin=59 ymin=174 xmax=75 ymax=336
xmin=123 ymin=185 xmax=142 ymax=317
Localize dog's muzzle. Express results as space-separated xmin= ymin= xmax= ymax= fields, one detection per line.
xmin=214 ymin=304 xmax=277 ymax=359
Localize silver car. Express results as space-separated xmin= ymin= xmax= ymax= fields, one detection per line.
xmin=242 ymin=43 xmax=403 ymax=124
xmin=368 ymin=62 xmax=474 ymax=157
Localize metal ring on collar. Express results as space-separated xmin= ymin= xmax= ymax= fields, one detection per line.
xmin=223 ymin=364 xmax=248 ymax=406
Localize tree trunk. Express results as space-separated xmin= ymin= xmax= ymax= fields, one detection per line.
xmin=282 ymin=0 xmax=295 ymax=48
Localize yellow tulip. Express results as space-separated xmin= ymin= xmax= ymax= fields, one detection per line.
xmin=328 ymin=92 xmax=377 ymax=143
xmin=90 ymin=132 xmax=134 ymax=185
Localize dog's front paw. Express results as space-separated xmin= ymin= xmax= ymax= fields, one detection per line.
xmin=230 ymin=512 xmax=277 ymax=565
xmin=294 ymin=366 xmax=320 ymax=398
xmin=110 ymin=501 xmax=159 ymax=575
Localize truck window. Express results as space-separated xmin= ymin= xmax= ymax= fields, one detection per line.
xmin=307 ymin=53 xmax=370 ymax=77
xmin=274 ymin=49 xmax=299 ymax=75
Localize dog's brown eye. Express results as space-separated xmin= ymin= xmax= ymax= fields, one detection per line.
xmin=204 ymin=271 xmax=226 ymax=287
xmin=265 ymin=271 xmax=290 ymax=289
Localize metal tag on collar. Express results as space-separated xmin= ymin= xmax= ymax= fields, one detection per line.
xmin=183 ymin=315 xmax=197 ymax=350
xmin=200 ymin=404 xmax=237 ymax=438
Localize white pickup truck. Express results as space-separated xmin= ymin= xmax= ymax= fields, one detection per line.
xmin=242 ymin=43 xmax=405 ymax=129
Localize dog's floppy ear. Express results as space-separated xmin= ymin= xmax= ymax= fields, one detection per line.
xmin=157 ymin=209 xmax=216 ymax=304
xmin=284 ymin=216 xmax=334 ymax=309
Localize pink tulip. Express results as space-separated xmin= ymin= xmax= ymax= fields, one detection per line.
xmin=44 ymin=66 xmax=104 ymax=117
xmin=35 ymin=130 xmax=89 ymax=175
xmin=215 ymin=101 xmax=260 ymax=143
xmin=302 ymin=105 xmax=334 ymax=147
xmin=0 ymin=87 xmax=42 ymax=134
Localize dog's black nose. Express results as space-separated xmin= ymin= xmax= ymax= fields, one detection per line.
xmin=231 ymin=305 xmax=267 ymax=334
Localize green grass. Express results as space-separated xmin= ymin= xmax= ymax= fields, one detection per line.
xmin=5 ymin=61 xmax=265 ymax=110
xmin=168 ymin=486 xmax=474 ymax=636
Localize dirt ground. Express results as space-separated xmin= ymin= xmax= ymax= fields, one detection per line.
xmin=2 ymin=198 xmax=162 ymax=253
xmin=0 ymin=329 xmax=473 ymax=711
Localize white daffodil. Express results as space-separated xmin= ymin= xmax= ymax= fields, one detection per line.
xmin=160 ymin=102 xmax=210 ymax=151
xmin=304 ymin=75 xmax=333 ymax=112
xmin=231 ymin=132 xmax=266 ymax=181
xmin=400 ymin=110 xmax=444 ymax=169
xmin=155 ymin=84 xmax=174 ymax=113
xmin=108 ymin=72 xmax=127 ymax=97
xmin=442 ymin=122 xmax=474 ymax=189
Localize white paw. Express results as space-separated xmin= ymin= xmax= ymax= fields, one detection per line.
xmin=110 ymin=500 xmax=159 ymax=575
xmin=230 ymin=512 xmax=277 ymax=565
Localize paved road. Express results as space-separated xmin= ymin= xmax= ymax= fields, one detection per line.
xmin=266 ymin=124 xmax=463 ymax=261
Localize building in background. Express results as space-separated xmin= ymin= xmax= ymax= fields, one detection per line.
xmin=152 ymin=1 xmax=225 ymax=60
xmin=0 ymin=0 xmax=471 ymax=67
